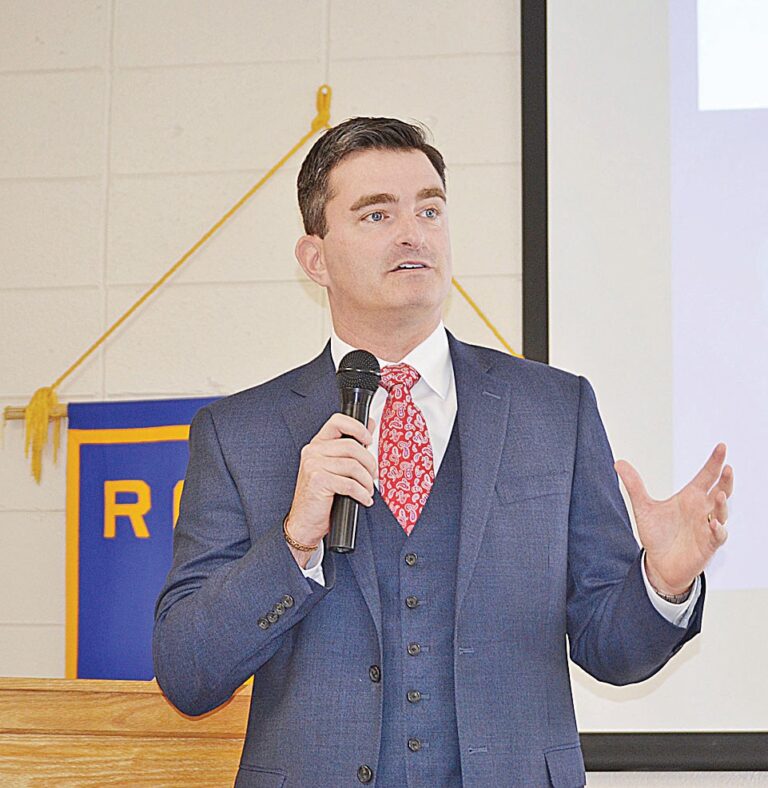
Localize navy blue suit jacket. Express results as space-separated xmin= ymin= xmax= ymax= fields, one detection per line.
xmin=153 ymin=335 xmax=703 ymax=787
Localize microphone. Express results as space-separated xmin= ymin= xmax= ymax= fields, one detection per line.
xmin=328 ymin=349 xmax=381 ymax=553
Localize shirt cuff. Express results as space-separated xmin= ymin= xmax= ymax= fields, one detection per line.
xmin=300 ymin=540 xmax=326 ymax=587
xmin=641 ymin=551 xmax=701 ymax=628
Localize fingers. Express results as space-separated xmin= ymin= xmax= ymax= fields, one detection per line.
xmin=320 ymin=437 xmax=377 ymax=478
xmin=706 ymin=457 xmax=733 ymax=527
xmin=313 ymin=467 xmax=374 ymax=506
xmin=614 ymin=459 xmax=650 ymax=505
xmin=712 ymin=489 xmax=729 ymax=526
xmin=711 ymin=464 xmax=734 ymax=500
xmin=312 ymin=413 xmax=377 ymax=478
xmin=322 ymin=456 xmax=376 ymax=497
xmin=296 ymin=414 xmax=378 ymax=505
xmin=709 ymin=515 xmax=728 ymax=547
xmin=690 ymin=443 xmax=727 ymax=492
xmin=300 ymin=437 xmax=376 ymax=491
xmin=315 ymin=412 xmax=374 ymax=446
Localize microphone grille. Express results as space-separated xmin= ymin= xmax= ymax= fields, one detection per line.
xmin=336 ymin=349 xmax=381 ymax=392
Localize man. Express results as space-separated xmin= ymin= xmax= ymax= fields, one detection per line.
xmin=153 ymin=118 xmax=732 ymax=787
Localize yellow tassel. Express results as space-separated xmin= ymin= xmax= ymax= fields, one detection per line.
xmin=24 ymin=387 xmax=60 ymax=483
xmin=311 ymin=84 xmax=332 ymax=132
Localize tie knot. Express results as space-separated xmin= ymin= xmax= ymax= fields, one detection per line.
xmin=380 ymin=363 xmax=421 ymax=392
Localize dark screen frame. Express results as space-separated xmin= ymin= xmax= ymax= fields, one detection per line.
xmin=519 ymin=0 xmax=767 ymax=771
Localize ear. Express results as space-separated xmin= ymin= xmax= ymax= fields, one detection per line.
xmin=295 ymin=235 xmax=329 ymax=286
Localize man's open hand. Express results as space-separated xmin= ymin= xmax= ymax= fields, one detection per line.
xmin=615 ymin=443 xmax=733 ymax=595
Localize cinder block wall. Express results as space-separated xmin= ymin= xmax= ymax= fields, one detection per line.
xmin=0 ymin=1 xmax=522 ymax=676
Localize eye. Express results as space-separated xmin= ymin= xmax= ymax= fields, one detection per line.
xmin=421 ymin=207 xmax=440 ymax=219
xmin=364 ymin=210 xmax=386 ymax=222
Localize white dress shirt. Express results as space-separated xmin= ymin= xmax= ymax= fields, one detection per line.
xmin=297 ymin=323 xmax=700 ymax=626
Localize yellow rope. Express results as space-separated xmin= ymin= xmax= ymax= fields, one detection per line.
xmin=21 ymin=85 xmax=332 ymax=482
xmin=451 ymin=277 xmax=524 ymax=358
xmin=53 ymin=85 xmax=332 ymax=391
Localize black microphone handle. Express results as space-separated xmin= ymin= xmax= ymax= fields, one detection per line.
xmin=328 ymin=387 xmax=375 ymax=553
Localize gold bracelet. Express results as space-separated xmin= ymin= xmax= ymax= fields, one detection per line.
xmin=283 ymin=515 xmax=319 ymax=552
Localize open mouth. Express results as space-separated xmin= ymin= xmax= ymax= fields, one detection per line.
xmin=392 ymin=262 xmax=429 ymax=271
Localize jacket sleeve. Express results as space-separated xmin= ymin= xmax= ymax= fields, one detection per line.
xmin=152 ymin=406 xmax=333 ymax=716
xmin=565 ymin=377 xmax=704 ymax=685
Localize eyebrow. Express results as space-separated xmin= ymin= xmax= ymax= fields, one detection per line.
xmin=349 ymin=193 xmax=397 ymax=212
xmin=416 ymin=187 xmax=447 ymax=202
xmin=348 ymin=187 xmax=447 ymax=213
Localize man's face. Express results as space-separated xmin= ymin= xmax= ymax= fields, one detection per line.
xmin=300 ymin=148 xmax=452 ymax=328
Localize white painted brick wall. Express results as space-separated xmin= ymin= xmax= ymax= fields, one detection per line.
xmin=0 ymin=0 xmax=522 ymax=678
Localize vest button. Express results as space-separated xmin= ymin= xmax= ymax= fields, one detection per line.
xmin=407 ymin=689 xmax=421 ymax=703
xmin=407 ymin=643 xmax=421 ymax=656
xmin=404 ymin=552 xmax=418 ymax=567
xmin=368 ymin=665 xmax=381 ymax=683
xmin=408 ymin=738 xmax=422 ymax=752
xmin=357 ymin=764 xmax=373 ymax=783
xmin=405 ymin=595 xmax=419 ymax=609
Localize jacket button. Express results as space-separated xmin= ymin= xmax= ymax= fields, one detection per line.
xmin=408 ymin=738 xmax=421 ymax=752
xmin=405 ymin=595 xmax=419 ymax=609
xmin=404 ymin=552 xmax=417 ymax=567
xmin=357 ymin=764 xmax=373 ymax=783
xmin=368 ymin=665 xmax=381 ymax=683
xmin=407 ymin=690 xmax=421 ymax=703
xmin=267 ymin=610 xmax=279 ymax=623
xmin=275 ymin=602 xmax=285 ymax=615
xmin=257 ymin=617 xmax=270 ymax=630
xmin=407 ymin=643 xmax=421 ymax=656
xmin=282 ymin=594 xmax=294 ymax=608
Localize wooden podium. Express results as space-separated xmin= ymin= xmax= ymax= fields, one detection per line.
xmin=0 ymin=677 xmax=250 ymax=786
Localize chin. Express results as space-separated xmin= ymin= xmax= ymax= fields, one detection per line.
xmin=386 ymin=297 xmax=444 ymax=319
xmin=372 ymin=278 xmax=450 ymax=317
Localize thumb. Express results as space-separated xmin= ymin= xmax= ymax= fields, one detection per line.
xmin=614 ymin=459 xmax=650 ymax=508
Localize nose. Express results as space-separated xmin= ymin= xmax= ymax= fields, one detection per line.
xmin=395 ymin=213 xmax=425 ymax=249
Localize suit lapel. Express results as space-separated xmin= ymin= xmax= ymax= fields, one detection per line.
xmin=281 ymin=344 xmax=383 ymax=645
xmin=346 ymin=505 xmax=383 ymax=645
xmin=282 ymin=344 xmax=338 ymax=453
xmin=449 ymin=334 xmax=513 ymax=620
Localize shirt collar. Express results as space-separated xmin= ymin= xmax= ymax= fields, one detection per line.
xmin=330 ymin=321 xmax=452 ymax=400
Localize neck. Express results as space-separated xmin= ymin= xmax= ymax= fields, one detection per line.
xmin=332 ymin=312 xmax=441 ymax=362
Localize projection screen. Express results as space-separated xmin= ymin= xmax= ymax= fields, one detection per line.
xmin=545 ymin=0 xmax=768 ymax=741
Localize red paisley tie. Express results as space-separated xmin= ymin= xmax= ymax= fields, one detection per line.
xmin=378 ymin=364 xmax=435 ymax=535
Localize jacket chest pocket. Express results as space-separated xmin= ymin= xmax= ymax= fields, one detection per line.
xmin=489 ymin=470 xmax=571 ymax=570
xmin=495 ymin=469 xmax=570 ymax=505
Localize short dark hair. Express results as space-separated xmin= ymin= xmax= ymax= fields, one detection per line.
xmin=297 ymin=117 xmax=446 ymax=237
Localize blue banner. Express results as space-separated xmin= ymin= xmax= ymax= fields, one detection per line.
xmin=66 ymin=398 xmax=217 ymax=679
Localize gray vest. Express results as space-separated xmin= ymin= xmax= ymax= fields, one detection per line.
xmin=366 ymin=424 xmax=463 ymax=787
